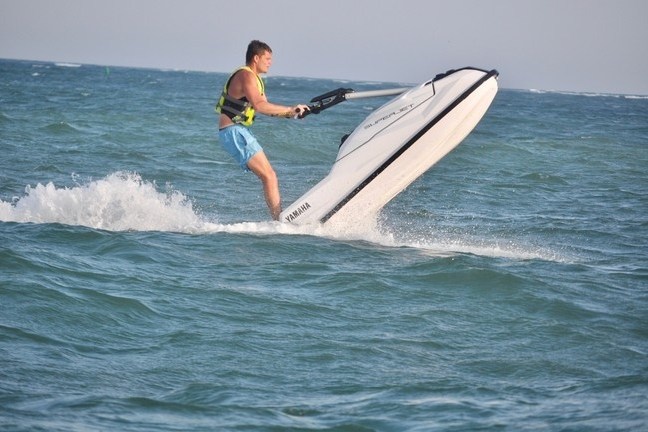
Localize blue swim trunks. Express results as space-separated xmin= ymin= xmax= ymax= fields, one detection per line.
xmin=218 ymin=125 xmax=263 ymax=171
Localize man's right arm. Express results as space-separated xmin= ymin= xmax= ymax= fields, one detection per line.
xmin=240 ymin=71 xmax=308 ymax=118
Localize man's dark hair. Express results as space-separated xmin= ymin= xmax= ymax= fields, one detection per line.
xmin=246 ymin=40 xmax=272 ymax=64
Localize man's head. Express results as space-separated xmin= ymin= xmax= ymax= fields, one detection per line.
xmin=246 ymin=40 xmax=272 ymax=64
xmin=246 ymin=40 xmax=273 ymax=74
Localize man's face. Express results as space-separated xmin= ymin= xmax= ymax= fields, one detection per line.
xmin=255 ymin=51 xmax=273 ymax=74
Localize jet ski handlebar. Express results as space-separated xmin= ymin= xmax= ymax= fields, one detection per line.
xmin=298 ymin=87 xmax=409 ymax=118
xmin=297 ymin=88 xmax=354 ymax=118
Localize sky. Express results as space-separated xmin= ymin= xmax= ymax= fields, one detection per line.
xmin=1 ymin=0 xmax=647 ymax=95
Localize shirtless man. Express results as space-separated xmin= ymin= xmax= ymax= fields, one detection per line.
xmin=216 ymin=40 xmax=309 ymax=220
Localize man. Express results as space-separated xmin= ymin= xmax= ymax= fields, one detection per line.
xmin=216 ymin=40 xmax=309 ymax=221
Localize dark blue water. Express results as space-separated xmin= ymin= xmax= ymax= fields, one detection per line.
xmin=1 ymin=59 xmax=647 ymax=431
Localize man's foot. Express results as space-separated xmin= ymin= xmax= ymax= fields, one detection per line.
xmin=270 ymin=205 xmax=281 ymax=221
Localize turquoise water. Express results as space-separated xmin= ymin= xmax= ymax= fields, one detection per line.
xmin=1 ymin=59 xmax=647 ymax=431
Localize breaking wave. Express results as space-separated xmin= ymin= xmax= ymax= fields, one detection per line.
xmin=0 ymin=172 xmax=560 ymax=261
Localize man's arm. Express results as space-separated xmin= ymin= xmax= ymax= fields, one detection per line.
xmin=240 ymin=70 xmax=307 ymax=118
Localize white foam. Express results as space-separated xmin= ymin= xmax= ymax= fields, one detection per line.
xmin=395 ymin=234 xmax=561 ymax=261
xmin=0 ymin=172 xmax=205 ymax=233
xmin=528 ymin=88 xmax=648 ymax=99
xmin=0 ymin=172 xmax=562 ymax=261
xmin=54 ymin=62 xmax=82 ymax=68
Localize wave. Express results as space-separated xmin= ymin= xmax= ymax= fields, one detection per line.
xmin=0 ymin=172 xmax=205 ymax=233
xmin=0 ymin=111 xmax=15 ymax=122
xmin=40 ymin=121 xmax=82 ymax=134
xmin=0 ymin=172 xmax=561 ymax=261
xmin=55 ymin=62 xmax=82 ymax=68
xmin=528 ymin=88 xmax=648 ymax=99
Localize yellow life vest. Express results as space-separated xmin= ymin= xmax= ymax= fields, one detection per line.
xmin=215 ymin=66 xmax=265 ymax=127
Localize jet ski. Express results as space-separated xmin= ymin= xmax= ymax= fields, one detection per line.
xmin=280 ymin=67 xmax=499 ymax=225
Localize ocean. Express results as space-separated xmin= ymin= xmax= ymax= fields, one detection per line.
xmin=1 ymin=58 xmax=646 ymax=431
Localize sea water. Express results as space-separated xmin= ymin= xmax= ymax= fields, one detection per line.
xmin=1 ymin=59 xmax=647 ymax=431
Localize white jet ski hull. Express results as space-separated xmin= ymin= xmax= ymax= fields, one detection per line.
xmin=281 ymin=67 xmax=499 ymax=225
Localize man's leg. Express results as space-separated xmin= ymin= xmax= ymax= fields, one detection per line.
xmin=247 ymin=150 xmax=281 ymax=220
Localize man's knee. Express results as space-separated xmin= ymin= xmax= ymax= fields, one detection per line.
xmin=262 ymin=168 xmax=278 ymax=185
xmin=253 ymin=164 xmax=277 ymax=185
